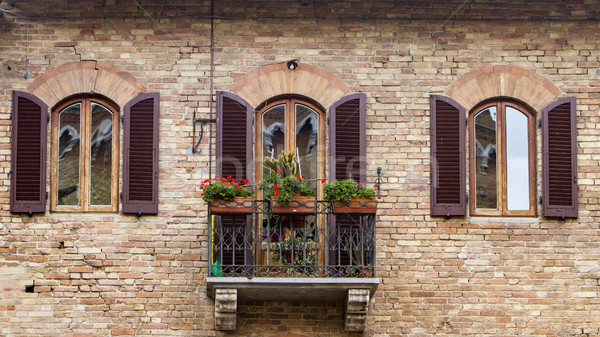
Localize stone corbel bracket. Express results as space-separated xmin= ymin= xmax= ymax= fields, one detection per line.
xmin=345 ymin=288 xmax=370 ymax=332
xmin=214 ymin=288 xmax=237 ymax=331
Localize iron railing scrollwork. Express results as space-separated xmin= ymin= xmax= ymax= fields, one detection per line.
xmin=208 ymin=199 xmax=376 ymax=278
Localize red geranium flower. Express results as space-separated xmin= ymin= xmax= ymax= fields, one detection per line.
xmin=277 ymin=169 xmax=283 ymax=174
xmin=321 ymin=179 xmax=327 ymax=184
xmin=297 ymin=176 xmax=302 ymax=181
xmin=275 ymin=191 xmax=280 ymax=195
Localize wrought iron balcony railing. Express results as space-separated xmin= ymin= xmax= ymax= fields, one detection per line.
xmin=208 ymin=199 xmax=376 ymax=278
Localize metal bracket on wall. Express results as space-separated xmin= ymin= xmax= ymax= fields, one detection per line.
xmin=192 ymin=112 xmax=216 ymax=154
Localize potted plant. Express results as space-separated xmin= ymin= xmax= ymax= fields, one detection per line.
xmin=272 ymin=236 xmax=316 ymax=276
xmin=258 ymin=151 xmax=316 ymax=213
xmin=322 ymin=178 xmax=377 ymax=214
xmin=201 ymin=175 xmax=254 ymax=214
xmin=344 ymin=239 xmax=373 ymax=278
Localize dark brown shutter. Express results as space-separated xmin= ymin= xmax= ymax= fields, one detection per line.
xmin=542 ymin=97 xmax=578 ymax=218
xmin=216 ymin=91 xmax=253 ymax=182
xmin=328 ymin=94 xmax=367 ymax=271
xmin=329 ymin=93 xmax=366 ymax=184
xmin=216 ymin=92 xmax=254 ymax=271
xmin=430 ymin=95 xmax=466 ymax=217
xmin=123 ymin=92 xmax=159 ymax=215
xmin=10 ymin=91 xmax=48 ymax=214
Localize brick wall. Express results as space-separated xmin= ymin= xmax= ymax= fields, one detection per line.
xmin=0 ymin=1 xmax=599 ymax=336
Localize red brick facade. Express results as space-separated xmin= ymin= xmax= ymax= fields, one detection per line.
xmin=0 ymin=1 xmax=599 ymax=336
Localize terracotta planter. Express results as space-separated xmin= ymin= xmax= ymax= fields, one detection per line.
xmin=359 ymin=267 xmax=373 ymax=278
xmin=209 ymin=196 xmax=254 ymax=215
xmin=332 ymin=198 xmax=377 ymax=214
xmin=271 ymin=196 xmax=316 ymax=214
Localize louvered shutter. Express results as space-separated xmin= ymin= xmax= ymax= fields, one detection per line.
xmin=542 ymin=97 xmax=578 ymax=218
xmin=216 ymin=92 xmax=253 ymax=272
xmin=328 ymin=94 xmax=367 ymax=272
xmin=216 ymin=91 xmax=253 ymax=182
xmin=329 ymin=93 xmax=366 ymax=184
xmin=430 ymin=95 xmax=466 ymax=217
xmin=10 ymin=91 xmax=48 ymax=214
xmin=123 ymin=92 xmax=159 ymax=215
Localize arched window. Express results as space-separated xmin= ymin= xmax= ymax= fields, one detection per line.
xmin=257 ymin=98 xmax=326 ymax=190
xmin=51 ymin=96 xmax=120 ymax=212
xmin=469 ymin=100 xmax=536 ymax=216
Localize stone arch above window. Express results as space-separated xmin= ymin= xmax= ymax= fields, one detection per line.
xmin=231 ymin=63 xmax=350 ymax=109
xmin=444 ymin=65 xmax=562 ymax=112
xmin=27 ymin=61 xmax=146 ymax=108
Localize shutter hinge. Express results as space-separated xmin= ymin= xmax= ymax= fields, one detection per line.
xmin=466 ymin=195 xmax=469 ymax=204
xmin=47 ymin=115 xmax=50 ymax=124
xmin=46 ymin=191 xmax=49 ymax=200
xmin=120 ymin=192 xmax=123 ymax=201
xmin=327 ymin=115 xmax=330 ymax=126
xmin=537 ymin=119 xmax=542 ymax=129
xmin=539 ymin=196 xmax=543 ymax=205
xmin=120 ymin=115 xmax=123 ymax=123
xmin=465 ymin=119 xmax=468 ymax=126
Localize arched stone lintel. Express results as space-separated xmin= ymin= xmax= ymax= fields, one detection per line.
xmin=444 ymin=65 xmax=562 ymax=112
xmin=27 ymin=61 xmax=146 ymax=109
xmin=231 ymin=63 xmax=350 ymax=109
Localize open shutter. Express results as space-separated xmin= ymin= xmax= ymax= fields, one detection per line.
xmin=329 ymin=93 xmax=366 ymax=184
xmin=10 ymin=91 xmax=48 ymax=214
xmin=430 ymin=95 xmax=466 ymax=217
xmin=542 ymin=97 xmax=578 ymax=218
xmin=216 ymin=92 xmax=253 ymax=273
xmin=216 ymin=91 xmax=253 ymax=182
xmin=123 ymin=92 xmax=159 ymax=215
xmin=328 ymin=94 xmax=367 ymax=272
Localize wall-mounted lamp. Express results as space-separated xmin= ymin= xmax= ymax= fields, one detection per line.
xmin=287 ymin=59 xmax=299 ymax=70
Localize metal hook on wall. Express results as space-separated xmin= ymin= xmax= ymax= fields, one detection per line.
xmin=192 ymin=110 xmax=216 ymax=154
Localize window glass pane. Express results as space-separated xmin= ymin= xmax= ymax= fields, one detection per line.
xmin=58 ymin=103 xmax=81 ymax=206
xmin=262 ymin=104 xmax=286 ymax=176
xmin=296 ymin=104 xmax=318 ymax=188
xmin=90 ymin=103 xmax=113 ymax=206
xmin=474 ymin=106 xmax=497 ymax=210
xmin=506 ymin=107 xmax=530 ymax=211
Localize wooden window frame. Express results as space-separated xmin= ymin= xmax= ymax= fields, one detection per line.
xmin=469 ymin=100 xmax=536 ymax=217
xmin=51 ymin=96 xmax=120 ymax=213
xmin=255 ymin=97 xmax=326 ymax=196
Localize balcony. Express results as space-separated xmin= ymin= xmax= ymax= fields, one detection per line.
xmin=206 ymin=198 xmax=379 ymax=331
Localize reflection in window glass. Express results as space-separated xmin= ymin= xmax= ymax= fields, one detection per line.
xmin=90 ymin=103 xmax=113 ymax=206
xmin=263 ymin=104 xmax=286 ymax=175
xmin=296 ymin=104 xmax=318 ymax=189
xmin=506 ymin=107 xmax=529 ymax=210
xmin=58 ymin=103 xmax=81 ymax=206
xmin=474 ymin=107 xmax=497 ymax=210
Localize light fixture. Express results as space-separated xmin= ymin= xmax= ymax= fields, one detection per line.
xmin=287 ymin=59 xmax=298 ymax=70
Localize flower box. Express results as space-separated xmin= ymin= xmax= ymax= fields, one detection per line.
xmin=271 ymin=196 xmax=316 ymax=214
xmin=209 ymin=197 xmax=254 ymax=215
xmin=332 ymin=198 xmax=377 ymax=214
